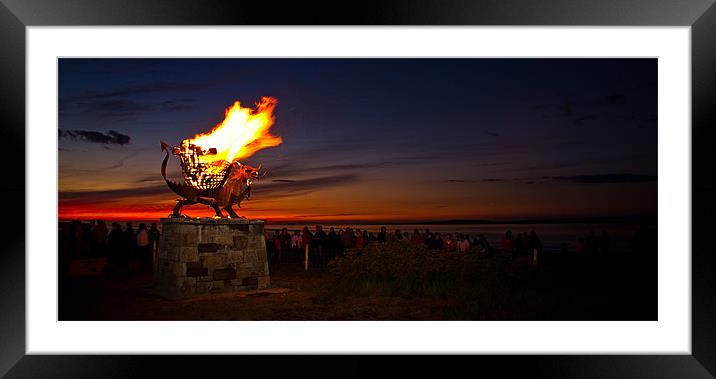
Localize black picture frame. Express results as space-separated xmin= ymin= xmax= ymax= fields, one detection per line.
xmin=2 ymin=0 xmax=715 ymax=376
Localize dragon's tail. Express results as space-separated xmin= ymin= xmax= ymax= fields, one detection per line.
xmin=160 ymin=140 xmax=171 ymax=182
xmin=160 ymin=141 xmax=194 ymax=199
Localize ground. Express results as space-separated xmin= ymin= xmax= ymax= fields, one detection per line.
xmin=59 ymin=248 xmax=656 ymax=321
xmin=59 ymin=263 xmax=452 ymax=321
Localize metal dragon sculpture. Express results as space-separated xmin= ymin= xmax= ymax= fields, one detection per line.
xmin=160 ymin=140 xmax=267 ymax=218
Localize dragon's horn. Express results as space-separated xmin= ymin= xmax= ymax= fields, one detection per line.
xmin=160 ymin=140 xmax=170 ymax=152
xmin=257 ymin=163 xmax=262 ymax=171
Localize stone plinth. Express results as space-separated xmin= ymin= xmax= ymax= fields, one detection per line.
xmin=154 ymin=218 xmax=269 ymax=298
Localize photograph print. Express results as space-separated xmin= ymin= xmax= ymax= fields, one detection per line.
xmin=58 ymin=58 xmax=657 ymax=321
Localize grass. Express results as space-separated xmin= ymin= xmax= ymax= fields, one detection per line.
xmin=315 ymin=238 xmax=656 ymax=320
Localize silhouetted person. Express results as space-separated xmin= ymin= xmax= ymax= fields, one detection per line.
xmin=341 ymin=227 xmax=355 ymax=250
xmin=292 ymin=230 xmax=302 ymax=261
xmin=410 ymin=229 xmax=424 ymax=246
xmin=136 ymin=223 xmax=151 ymax=272
xmin=299 ymin=227 xmax=312 ymax=265
xmin=280 ymin=228 xmax=291 ymax=261
xmin=501 ymin=230 xmax=514 ymax=257
xmin=457 ymin=234 xmax=471 ymax=253
xmin=575 ymin=237 xmax=586 ymax=256
xmin=524 ymin=232 xmax=533 ymax=255
xmin=73 ymin=221 xmax=86 ymax=258
xmin=477 ymin=234 xmax=490 ymax=255
xmin=355 ymin=230 xmax=366 ymax=248
xmin=443 ymin=233 xmax=456 ymax=252
xmin=515 ymin=232 xmax=524 ymax=256
xmin=586 ymin=230 xmax=598 ymax=257
xmin=377 ymin=226 xmax=387 ymax=243
xmin=272 ymin=230 xmax=282 ymax=264
xmin=530 ymin=230 xmax=542 ymax=265
xmin=424 ymin=232 xmax=434 ymax=249
xmin=312 ymin=225 xmax=327 ymax=266
xmin=433 ymin=233 xmax=444 ymax=251
xmin=124 ymin=222 xmax=137 ymax=272
xmin=327 ymin=227 xmax=339 ymax=261
xmin=108 ymin=222 xmax=125 ymax=270
xmin=91 ymin=219 xmax=108 ymax=258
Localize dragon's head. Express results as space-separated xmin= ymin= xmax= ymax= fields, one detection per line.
xmin=230 ymin=162 xmax=267 ymax=185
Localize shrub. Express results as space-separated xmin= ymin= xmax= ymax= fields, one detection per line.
xmin=316 ymin=239 xmax=522 ymax=303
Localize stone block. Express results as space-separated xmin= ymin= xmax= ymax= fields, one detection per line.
xmin=243 ymin=250 xmax=259 ymax=264
xmin=198 ymin=243 xmax=220 ymax=253
xmin=232 ymin=235 xmax=248 ymax=250
xmin=200 ymin=252 xmax=227 ymax=268
xmin=228 ymin=223 xmax=250 ymax=231
xmin=238 ymin=262 xmax=255 ymax=277
xmin=177 ymin=277 xmax=196 ymax=296
xmin=159 ymin=246 xmax=179 ymax=260
xmin=171 ymin=262 xmax=185 ymax=277
xmin=213 ymin=268 xmax=237 ymax=281
xmin=182 ymin=232 xmax=197 ymax=246
xmin=248 ymin=237 xmax=263 ymax=250
xmin=167 ymin=273 xmax=177 ymax=288
xmin=258 ymin=276 xmax=270 ymax=289
xmin=227 ymin=251 xmax=243 ymax=263
xmin=197 ymin=275 xmax=213 ymax=282
xmin=256 ymin=249 xmax=268 ymax=263
xmin=180 ymin=247 xmax=198 ymax=262
xmin=241 ymin=277 xmax=258 ymax=286
xmin=196 ymin=281 xmax=210 ymax=294
xmin=211 ymin=280 xmax=225 ymax=290
xmin=185 ymin=261 xmax=208 ymax=277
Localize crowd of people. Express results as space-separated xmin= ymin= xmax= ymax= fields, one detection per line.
xmin=59 ymin=220 xmax=160 ymax=274
xmin=571 ymin=230 xmax=611 ymax=257
xmin=264 ymin=226 xmax=546 ymax=267
xmin=59 ymin=219 xmax=629 ymax=275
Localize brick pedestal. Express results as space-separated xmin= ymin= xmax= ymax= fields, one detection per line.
xmin=154 ymin=218 xmax=269 ymax=298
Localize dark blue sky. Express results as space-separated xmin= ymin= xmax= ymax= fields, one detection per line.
xmin=58 ymin=58 xmax=657 ymax=221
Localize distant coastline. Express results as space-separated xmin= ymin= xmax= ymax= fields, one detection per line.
xmin=409 ymin=215 xmax=657 ymax=226
xmin=265 ymin=215 xmax=657 ymax=226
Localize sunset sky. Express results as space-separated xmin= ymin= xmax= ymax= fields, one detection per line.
xmin=58 ymin=58 xmax=657 ymax=223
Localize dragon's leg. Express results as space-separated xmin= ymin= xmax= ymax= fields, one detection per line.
xmin=172 ymin=199 xmax=194 ymax=217
xmin=224 ymin=205 xmax=244 ymax=219
xmin=196 ymin=198 xmax=224 ymax=218
xmin=211 ymin=204 xmax=224 ymax=218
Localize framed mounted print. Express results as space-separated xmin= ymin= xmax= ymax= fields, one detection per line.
xmin=1 ymin=0 xmax=715 ymax=376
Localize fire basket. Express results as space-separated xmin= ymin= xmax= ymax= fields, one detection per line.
xmin=177 ymin=144 xmax=231 ymax=190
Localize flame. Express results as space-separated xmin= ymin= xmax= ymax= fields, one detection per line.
xmin=183 ymin=97 xmax=282 ymax=164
